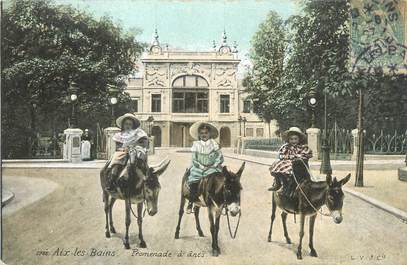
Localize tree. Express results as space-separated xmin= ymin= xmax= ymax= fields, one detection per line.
xmin=1 ymin=0 xmax=144 ymax=158
xmin=244 ymin=11 xmax=286 ymax=135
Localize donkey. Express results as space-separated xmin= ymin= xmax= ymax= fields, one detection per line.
xmin=175 ymin=162 xmax=245 ymax=256
xmin=267 ymin=158 xmax=350 ymax=260
xmin=100 ymin=153 xmax=170 ymax=249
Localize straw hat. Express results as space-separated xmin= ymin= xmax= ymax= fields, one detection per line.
xmin=282 ymin=127 xmax=306 ymax=143
xmin=116 ymin=113 xmax=140 ymax=129
xmin=189 ymin=122 xmax=219 ymax=140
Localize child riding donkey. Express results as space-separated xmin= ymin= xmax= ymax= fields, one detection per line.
xmin=269 ymin=127 xmax=312 ymax=196
xmin=186 ymin=122 xmax=224 ymax=214
xmin=106 ymin=113 xmax=149 ymax=192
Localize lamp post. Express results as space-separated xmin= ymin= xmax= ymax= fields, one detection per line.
xmin=320 ymin=89 xmax=332 ymax=175
xmin=147 ymin=115 xmax=154 ymax=136
xmin=108 ymin=84 xmax=119 ymax=127
xmin=242 ymin=117 xmax=247 ymax=137
xmin=238 ymin=116 xmax=243 ymax=136
xmin=68 ymin=81 xmax=79 ymax=128
xmin=308 ymin=87 xmax=317 ymax=128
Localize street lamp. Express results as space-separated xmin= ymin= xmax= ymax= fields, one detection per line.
xmin=108 ymin=84 xmax=119 ymax=127
xmin=242 ymin=117 xmax=247 ymax=137
xmin=68 ymin=81 xmax=79 ymax=128
xmin=320 ymin=89 xmax=332 ymax=175
xmin=238 ymin=116 xmax=243 ymax=136
xmin=308 ymin=87 xmax=318 ymax=128
xmin=147 ymin=116 xmax=154 ymax=136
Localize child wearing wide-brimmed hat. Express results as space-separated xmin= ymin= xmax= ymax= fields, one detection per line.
xmin=106 ymin=113 xmax=149 ymax=192
xmin=186 ymin=121 xmax=224 ymax=213
xmin=268 ymin=127 xmax=312 ymax=193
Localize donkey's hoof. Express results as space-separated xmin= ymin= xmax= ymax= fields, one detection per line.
xmin=175 ymin=232 xmax=180 ymax=239
xmin=139 ymin=241 xmax=147 ymax=248
xmin=267 ymin=235 xmax=272 ymax=242
xmin=286 ymin=237 xmax=292 ymax=244
xmin=110 ymin=227 xmax=116 ymax=234
xmin=212 ymin=249 xmax=220 ymax=257
xmin=198 ymin=230 xmax=204 ymax=237
xmin=296 ymin=252 xmax=302 ymax=260
xmin=310 ymin=249 xmax=318 ymax=257
xmin=124 ymin=243 xmax=130 ymax=249
xmin=105 ymin=231 xmax=110 ymax=238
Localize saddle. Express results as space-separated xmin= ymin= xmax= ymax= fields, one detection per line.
xmin=183 ymin=169 xmax=212 ymax=207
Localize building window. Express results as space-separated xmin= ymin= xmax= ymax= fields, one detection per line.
xmin=172 ymin=91 xmax=208 ymax=113
xmin=246 ymin=128 xmax=254 ymax=137
xmin=220 ymin=95 xmax=230 ymax=113
xmin=256 ymin=128 xmax=264 ymax=137
xmin=132 ymin=99 xmax=139 ymax=112
xmin=172 ymin=75 xmax=209 ymax=88
xmin=151 ymin=94 xmax=161 ymax=112
xmin=243 ymin=100 xmax=251 ymax=113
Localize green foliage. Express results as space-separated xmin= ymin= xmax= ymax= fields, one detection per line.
xmin=2 ymin=0 xmax=144 ymax=158
xmin=245 ymin=0 xmax=406 ymax=133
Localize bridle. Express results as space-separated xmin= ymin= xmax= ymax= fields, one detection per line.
xmin=222 ymin=180 xmax=242 ymax=239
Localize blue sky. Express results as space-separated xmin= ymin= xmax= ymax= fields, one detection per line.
xmin=54 ymin=0 xmax=298 ymax=57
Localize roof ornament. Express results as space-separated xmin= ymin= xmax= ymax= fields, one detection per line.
xmin=212 ymin=40 xmax=217 ymax=51
xmin=149 ymin=28 xmax=162 ymax=54
xmin=232 ymin=41 xmax=238 ymax=53
xmin=218 ymin=30 xmax=231 ymax=54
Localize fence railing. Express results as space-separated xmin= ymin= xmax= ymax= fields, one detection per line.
xmin=243 ymin=138 xmax=284 ymax=151
xmin=32 ymin=133 xmax=64 ymax=159
xmin=365 ymin=130 xmax=407 ymax=154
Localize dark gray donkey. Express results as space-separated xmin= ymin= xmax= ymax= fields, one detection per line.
xmin=268 ymin=158 xmax=350 ymax=260
xmin=175 ymin=162 xmax=245 ymax=256
xmin=100 ymin=153 xmax=170 ymax=249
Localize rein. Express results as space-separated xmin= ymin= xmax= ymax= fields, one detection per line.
xmin=223 ymin=185 xmax=242 ymax=239
xmin=292 ymin=159 xmax=331 ymax=217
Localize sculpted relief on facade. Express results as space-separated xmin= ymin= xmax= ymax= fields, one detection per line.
xmin=214 ymin=64 xmax=236 ymax=88
xmin=170 ymin=63 xmax=212 ymax=83
xmin=145 ymin=64 xmax=167 ymax=87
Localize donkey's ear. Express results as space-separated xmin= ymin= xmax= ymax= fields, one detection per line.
xmin=339 ymin=173 xmax=351 ymax=186
xmin=236 ymin=162 xmax=245 ymax=178
xmin=326 ymin=174 xmax=332 ymax=186
xmin=222 ymin=166 xmax=229 ymax=176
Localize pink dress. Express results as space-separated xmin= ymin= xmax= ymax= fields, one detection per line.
xmin=270 ymin=143 xmax=312 ymax=175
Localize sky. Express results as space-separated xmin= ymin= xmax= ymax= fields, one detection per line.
xmin=54 ymin=0 xmax=299 ymax=58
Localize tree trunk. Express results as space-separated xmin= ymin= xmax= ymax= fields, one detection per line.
xmin=355 ymin=87 xmax=364 ymax=187
xmin=268 ymin=121 xmax=271 ymax=139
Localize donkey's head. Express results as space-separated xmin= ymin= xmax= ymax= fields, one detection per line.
xmin=222 ymin=162 xmax=245 ymax=217
xmin=325 ymin=173 xmax=351 ymax=224
xmin=143 ymin=159 xmax=171 ymax=216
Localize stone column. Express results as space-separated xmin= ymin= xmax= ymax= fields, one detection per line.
xmin=306 ymin=128 xmax=320 ymax=161
xmin=63 ymin=128 xmax=83 ymax=163
xmin=104 ymin=127 xmax=120 ymax=159
xmin=351 ymin=129 xmax=359 ymax=160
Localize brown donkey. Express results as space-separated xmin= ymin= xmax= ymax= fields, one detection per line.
xmin=175 ymin=162 xmax=245 ymax=256
xmin=100 ymin=155 xmax=170 ymax=249
xmin=268 ymin=158 xmax=351 ymax=260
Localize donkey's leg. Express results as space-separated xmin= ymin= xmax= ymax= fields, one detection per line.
xmin=267 ymin=195 xmax=277 ymax=242
xmin=109 ymin=198 xmax=117 ymax=234
xmin=103 ymin=192 xmax=111 ymax=238
xmin=208 ymin=208 xmax=219 ymax=257
xmin=281 ymin=212 xmax=291 ymax=244
xmin=296 ymin=214 xmax=305 ymax=260
xmin=214 ymin=211 xmax=221 ymax=254
xmin=194 ymin=206 xmax=204 ymax=237
xmin=309 ymin=214 xmax=318 ymax=257
xmin=137 ymin=202 xmax=147 ymax=248
xmin=123 ymin=199 xmax=131 ymax=249
xmin=174 ymin=195 xmax=186 ymax=239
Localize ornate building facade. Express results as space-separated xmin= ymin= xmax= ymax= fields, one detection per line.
xmin=125 ymin=30 xmax=277 ymax=147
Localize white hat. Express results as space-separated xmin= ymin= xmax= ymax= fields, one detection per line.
xmin=189 ymin=122 xmax=218 ymax=140
xmin=116 ymin=113 xmax=141 ymax=129
xmin=282 ymin=127 xmax=306 ymax=143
